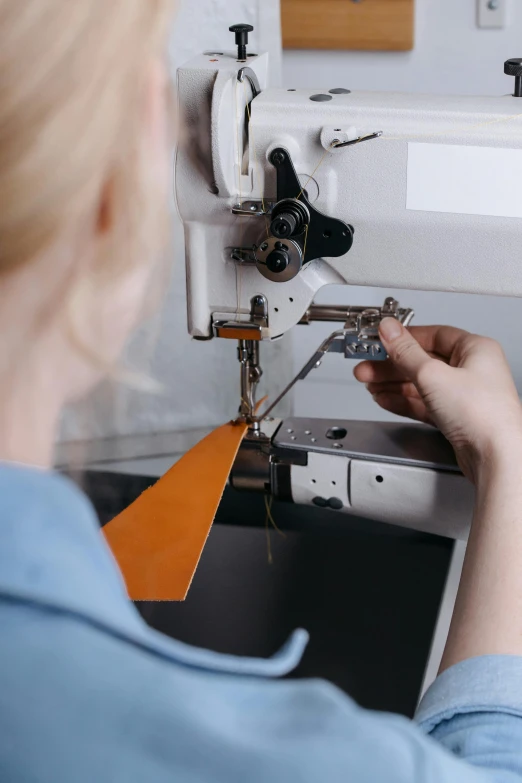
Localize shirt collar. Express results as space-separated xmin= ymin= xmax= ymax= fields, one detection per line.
xmin=0 ymin=463 xmax=308 ymax=678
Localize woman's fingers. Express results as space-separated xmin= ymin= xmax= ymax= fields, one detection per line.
xmin=366 ymin=381 xmax=421 ymax=399
xmin=408 ymin=325 xmax=471 ymax=358
xmin=353 ymin=324 xmax=461 ymax=386
xmin=378 ymin=319 xmax=434 ymax=384
xmin=355 ymin=322 xmax=522 ymax=481
xmin=354 ymin=359 xmax=408 ymax=384
xmin=366 ymin=379 xmax=431 ymax=424
xmin=371 ymin=391 xmax=433 ymax=425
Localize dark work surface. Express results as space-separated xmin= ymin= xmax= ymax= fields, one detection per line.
xmin=80 ymin=470 xmax=453 ymax=719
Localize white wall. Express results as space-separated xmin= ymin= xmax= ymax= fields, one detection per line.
xmin=171 ymin=0 xmax=283 ymax=85
xmin=282 ymin=0 xmax=522 ymax=422
xmin=284 ymin=0 xmax=522 ymax=96
xmin=61 ymin=0 xmax=289 ymax=445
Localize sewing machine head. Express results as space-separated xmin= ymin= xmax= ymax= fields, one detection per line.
xmin=175 ymin=25 xmax=522 ymax=420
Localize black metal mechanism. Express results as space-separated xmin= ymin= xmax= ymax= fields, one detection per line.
xmin=266 ymin=243 xmax=291 ymax=274
xmin=269 ymin=147 xmax=354 ymax=265
xmin=270 ymin=198 xmax=310 ymax=239
xmin=229 ymin=23 xmax=253 ymax=61
xmin=505 ymin=58 xmax=522 ymax=97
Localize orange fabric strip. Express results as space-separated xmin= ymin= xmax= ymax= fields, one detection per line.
xmin=103 ymin=420 xmax=249 ymax=601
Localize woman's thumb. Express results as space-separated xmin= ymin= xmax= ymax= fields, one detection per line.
xmin=379 ymin=318 xmax=432 ymax=381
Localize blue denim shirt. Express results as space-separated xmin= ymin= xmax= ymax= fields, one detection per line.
xmin=0 ymin=464 xmax=521 ymax=782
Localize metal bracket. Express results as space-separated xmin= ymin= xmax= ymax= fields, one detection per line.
xmin=253 ymin=298 xmax=414 ymax=422
xmin=232 ymin=200 xmax=275 ymax=217
xmin=213 ymin=294 xmax=269 ymax=340
xmin=229 ymin=247 xmax=257 ymax=264
xmin=273 ymin=417 xmax=460 ymax=472
xmin=320 ymin=297 xmax=414 ymax=360
xmin=251 ymin=294 xmax=269 ymax=326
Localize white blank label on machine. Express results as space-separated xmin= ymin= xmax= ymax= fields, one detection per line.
xmin=407 ymin=142 xmax=522 ymax=219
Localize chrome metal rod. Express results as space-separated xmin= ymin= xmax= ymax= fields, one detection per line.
xmin=300 ymin=302 xmax=415 ymax=327
xmin=238 ymin=339 xmax=262 ymax=424
xmin=253 ymin=341 xmax=336 ymax=423
xmin=300 ymin=305 xmax=352 ymax=324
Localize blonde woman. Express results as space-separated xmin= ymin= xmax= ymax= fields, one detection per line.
xmin=2 ymin=2 xmax=522 ymax=781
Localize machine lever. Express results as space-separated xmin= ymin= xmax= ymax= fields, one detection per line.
xmin=237 ymin=66 xmax=261 ymax=98
xmin=251 ymin=298 xmax=414 ymax=424
xmin=332 ymin=131 xmax=383 ymax=149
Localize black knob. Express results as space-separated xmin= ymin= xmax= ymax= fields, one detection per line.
xmin=505 ymin=58 xmax=522 ymax=97
xmin=271 ymin=212 xmax=297 ymax=239
xmin=266 ymin=248 xmax=290 ymax=274
xmin=229 ymin=23 xmax=253 ymax=61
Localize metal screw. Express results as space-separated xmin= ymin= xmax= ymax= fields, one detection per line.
xmin=261 ymin=242 xmax=268 ymax=251
xmin=250 ymin=203 xmax=257 ymax=211
xmin=487 ymin=0 xmax=499 ymax=8
xmin=272 ymin=151 xmax=285 ymax=165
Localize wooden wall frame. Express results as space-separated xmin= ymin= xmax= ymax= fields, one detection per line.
xmin=281 ymin=0 xmax=415 ymax=52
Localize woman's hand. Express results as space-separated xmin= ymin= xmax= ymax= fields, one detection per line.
xmin=354 ymin=319 xmax=522 ymax=483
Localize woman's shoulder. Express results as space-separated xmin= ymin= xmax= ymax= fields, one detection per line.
xmin=0 ymin=464 xmax=507 ymax=783
xmin=0 ymin=597 xmax=496 ymax=783
xmin=0 ymin=596 xmax=451 ymax=783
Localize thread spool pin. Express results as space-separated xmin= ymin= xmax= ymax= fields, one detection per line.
xmin=229 ymin=23 xmax=254 ymax=61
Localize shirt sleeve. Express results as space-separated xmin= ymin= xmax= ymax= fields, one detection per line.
xmin=416 ymin=655 xmax=522 ymax=780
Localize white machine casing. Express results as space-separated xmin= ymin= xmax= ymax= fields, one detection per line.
xmin=177 ymin=50 xmax=522 ymax=341
xmin=175 ymin=46 xmax=522 ymax=542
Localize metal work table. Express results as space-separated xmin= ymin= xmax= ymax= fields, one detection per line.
xmin=60 ymin=430 xmax=454 ymax=719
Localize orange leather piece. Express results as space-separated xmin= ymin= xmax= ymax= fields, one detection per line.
xmin=103 ymin=420 xmax=249 ymax=601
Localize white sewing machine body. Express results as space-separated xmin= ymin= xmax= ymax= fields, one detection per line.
xmin=176 ymin=41 xmax=522 ymax=541
xmin=177 ymin=49 xmax=522 ymax=341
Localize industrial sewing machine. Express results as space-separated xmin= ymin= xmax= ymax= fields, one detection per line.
xmin=176 ymin=25 xmax=522 ymax=542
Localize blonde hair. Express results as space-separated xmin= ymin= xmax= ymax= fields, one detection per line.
xmin=0 ymin=0 xmax=174 ymax=365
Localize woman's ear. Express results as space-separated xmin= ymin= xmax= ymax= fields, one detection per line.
xmin=97 ymin=179 xmax=115 ymax=235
